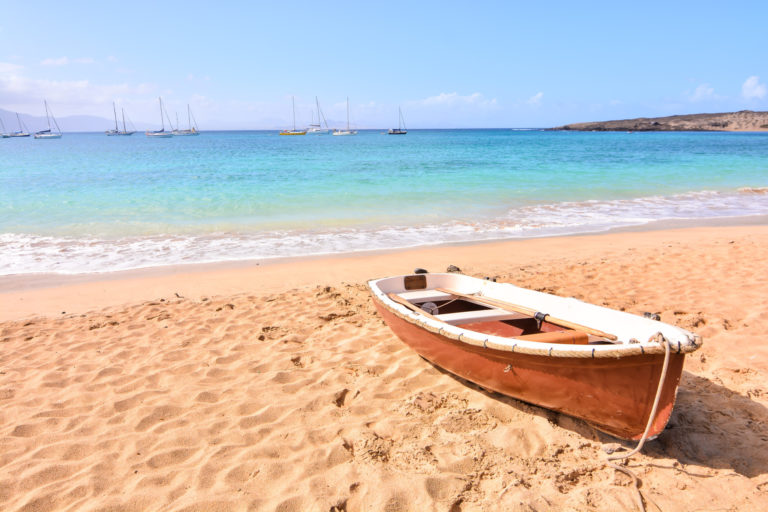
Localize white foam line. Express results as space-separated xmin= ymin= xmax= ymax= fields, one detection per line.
xmin=2 ymin=189 xmax=767 ymax=275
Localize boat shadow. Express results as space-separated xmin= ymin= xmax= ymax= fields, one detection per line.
xmin=647 ymin=371 xmax=768 ymax=478
xmin=429 ymin=363 xmax=768 ymax=477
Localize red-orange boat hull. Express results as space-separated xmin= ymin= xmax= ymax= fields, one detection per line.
xmin=374 ymin=299 xmax=685 ymax=440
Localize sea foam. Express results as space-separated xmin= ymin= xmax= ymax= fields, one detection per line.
xmin=2 ymin=189 xmax=766 ymax=275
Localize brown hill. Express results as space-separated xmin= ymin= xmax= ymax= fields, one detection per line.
xmin=554 ymin=110 xmax=768 ymax=132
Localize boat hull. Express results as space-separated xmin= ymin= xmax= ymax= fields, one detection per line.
xmin=372 ymin=297 xmax=686 ymax=440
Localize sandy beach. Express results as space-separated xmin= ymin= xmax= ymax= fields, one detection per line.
xmin=2 ymin=225 xmax=768 ymax=511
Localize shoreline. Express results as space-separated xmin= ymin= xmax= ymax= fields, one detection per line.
xmin=2 ymin=218 xmax=767 ymax=321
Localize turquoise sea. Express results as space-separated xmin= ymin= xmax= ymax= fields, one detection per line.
xmin=1 ymin=129 xmax=767 ymax=275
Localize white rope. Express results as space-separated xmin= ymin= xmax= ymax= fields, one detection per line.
xmin=605 ymin=334 xmax=671 ymax=512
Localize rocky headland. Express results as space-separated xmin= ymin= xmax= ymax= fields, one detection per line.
xmin=554 ymin=110 xmax=768 ymax=132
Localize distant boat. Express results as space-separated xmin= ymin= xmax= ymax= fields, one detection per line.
xmin=307 ymin=96 xmax=330 ymax=134
xmin=8 ymin=113 xmax=30 ymax=137
xmin=0 ymin=117 xmax=8 ymax=138
xmin=146 ymin=97 xmax=173 ymax=138
xmin=280 ymin=96 xmax=307 ymax=135
xmin=332 ymin=97 xmax=357 ymax=136
xmin=106 ymin=102 xmax=135 ymax=136
xmin=388 ymin=106 xmax=407 ymax=135
xmin=34 ymin=100 xmax=63 ymax=139
xmin=173 ymin=104 xmax=199 ymax=136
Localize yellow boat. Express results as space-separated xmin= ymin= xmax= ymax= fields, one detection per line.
xmin=279 ymin=96 xmax=306 ymax=136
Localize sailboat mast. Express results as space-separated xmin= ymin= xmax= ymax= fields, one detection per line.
xmin=44 ymin=100 xmax=51 ymax=130
xmin=122 ymin=108 xmax=127 ymax=133
xmin=163 ymin=101 xmax=174 ymax=131
xmin=187 ymin=105 xmax=192 ymax=130
xmin=318 ymin=98 xmax=328 ymax=128
xmin=51 ymin=104 xmax=61 ymax=134
xmin=17 ymin=112 xmax=22 ymax=130
xmin=159 ymin=98 xmax=164 ymax=130
xmin=113 ymin=102 xmax=119 ymax=131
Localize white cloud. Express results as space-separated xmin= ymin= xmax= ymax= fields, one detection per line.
xmin=418 ymin=92 xmax=497 ymax=108
xmin=527 ymin=92 xmax=543 ymax=106
xmin=107 ymin=55 xmax=118 ymax=63
xmin=742 ymin=76 xmax=766 ymax=100
xmin=40 ymin=56 xmax=95 ymax=66
xmin=0 ymin=71 xmax=155 ymax=115
xmin=187 ymin=73 xmax=211 ymax=82
xmin=690 ymin=83 xmax=715 ymax=102
xmin=41 ymin=57 xmax=69 ymax=66
xmin=0 ymin=61 xmax=23 ymax=73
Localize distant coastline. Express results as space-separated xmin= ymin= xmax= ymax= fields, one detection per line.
xmin=552 ymin=110 xmax=768 ymax=132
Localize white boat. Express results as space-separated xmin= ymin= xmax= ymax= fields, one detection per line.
xmin=8 ymin=113 xmax=30 ymax=137
xmin=307 ymin=97 xmax=330 ymax=134
xmin=332 ymin=97 xmax=357 ymax=136
xmin=146 ymin=97 xmax=173 ymax=138
xmin=370 ymin=271 xmax=702 ymax=440
xmin=34 ymin=100 xmax=62 ymax=139
xmin=279 ymin=96 xmax=307 ymax=135
xmin=388 ymin=106 xmax=407 ymax=135
xmin=106 ymin=102 xmax=135 ymax=136
xmin=172 ymin=105 xmax=199 ymax=136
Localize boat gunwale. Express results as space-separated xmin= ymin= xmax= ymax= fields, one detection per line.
xmin=368 ymin=274 xmax=702 ymax=359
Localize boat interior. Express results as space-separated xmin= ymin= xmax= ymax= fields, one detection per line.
xmin=391 ymin=288 xmax=617 ymax=345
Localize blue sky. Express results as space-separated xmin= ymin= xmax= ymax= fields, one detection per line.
xmin=1 ymin=1 xmax=766 ymax=129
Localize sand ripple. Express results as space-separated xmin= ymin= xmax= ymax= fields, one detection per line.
xmin=2 ymin=233 xmax=768 ymax=510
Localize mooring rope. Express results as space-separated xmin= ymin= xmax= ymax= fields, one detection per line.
xmin=605 ymin=333 xmax=671 ymax=512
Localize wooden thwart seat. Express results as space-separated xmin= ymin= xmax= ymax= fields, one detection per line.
xmin=514 ymin=330 xmax=589 ymax=345
xmin=435 ymin=309 xmax=525 ymax=325
xmin=436 ymin=288 xmax=617 ymax=341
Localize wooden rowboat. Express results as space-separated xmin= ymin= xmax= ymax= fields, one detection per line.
xmin=368 ymin=272 xmax=702 ymax=440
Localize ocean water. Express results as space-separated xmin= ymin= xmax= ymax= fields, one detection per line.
xmin=1 ymin=129 xmax=767 ymax=275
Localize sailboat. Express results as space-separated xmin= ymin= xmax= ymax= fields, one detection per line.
xmin=307 ymin=97 xmax=330 ymax=134
xmin=9 ymin=113 xmax=30 ymax=137
xmin=173 ymin=105 xmax=199 ymax=136
xmin=34 ymin=100 xmax=63 ymax=139
xmin=0 ymin=117 xmax=9 ymax=138
xmin=388 ymin=106 xmax=407 ymax=135
xmin=332 ymin=97 xmax=357 ymax=136
xmin=146 ymin=97 xmax=173 ymax=138
xmin=279 ymin=96 xmax=306 ymax=135
xmin=106 ymin=102 xmax=135 ymax=136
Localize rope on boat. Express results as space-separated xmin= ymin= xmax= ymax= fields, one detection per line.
xmin=605 ymin=333 xmax=671 ymax=512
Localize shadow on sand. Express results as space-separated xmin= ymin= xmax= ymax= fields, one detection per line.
xmin=428 ymin=361 xmax=768 ymax=478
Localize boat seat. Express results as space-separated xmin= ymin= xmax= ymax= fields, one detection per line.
xmin=396 ymin=290 xmax=454 ymax=303
xmin=514 ymin=330 xmax=589 ymax=345
xmin=436 ymin=309 xmax=526 ymax=325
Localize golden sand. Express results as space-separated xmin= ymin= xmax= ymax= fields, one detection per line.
xmin=1 ymin=226 xmax=767 ymax=511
